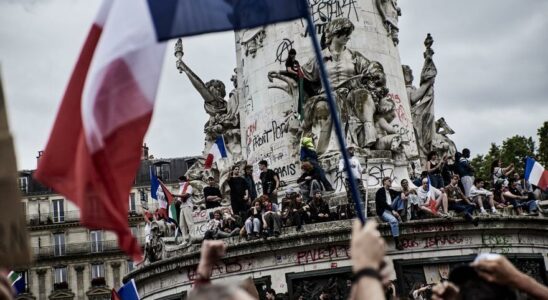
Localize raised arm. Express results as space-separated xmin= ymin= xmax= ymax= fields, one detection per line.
xmin=408 ymin=79 xmax=434 ymax=105
xmin=178 ymin=61 xmax=216 ymax=104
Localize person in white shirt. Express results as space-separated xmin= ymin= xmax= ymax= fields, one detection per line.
xmin=177 ymin=175 xmax=194 ymax=246
xmin=338 ymin=144 xmax=366 ymax=207
xmin=416 ymin=178 xmax=449 ymax=218
xmin=469 ymin=178 xmax=499 ymax=214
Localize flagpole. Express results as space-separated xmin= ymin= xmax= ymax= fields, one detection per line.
xmin=302 ymin=5 xmax=366 ymax=225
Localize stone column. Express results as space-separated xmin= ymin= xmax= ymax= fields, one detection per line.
xmin=111 ymin=262 xmax=121 ymax=289
xmin=74 ymin=265 xmax=85 ymax=300
xmin=236 ymin=0 xmax=418 ymax=188
xmin=36 ymin=269 xmax=47 ymax=300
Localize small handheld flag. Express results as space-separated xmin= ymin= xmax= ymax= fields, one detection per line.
xmin=204 ymin=136 xmax=228 ymax=170
xmin=525 ymin=157 xmax=548 ymax=189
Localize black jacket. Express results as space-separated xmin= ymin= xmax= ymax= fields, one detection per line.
xmin=375 ymin=187 xmax=400 ymax=216
xmin=296 ymin=167 xmax=321 ymax=184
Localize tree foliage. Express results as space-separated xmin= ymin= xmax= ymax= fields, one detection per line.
xmin=470 ymin=128 xmax=541 ymax=182
xmin=538 ymin=121 xmax=548 ymax=166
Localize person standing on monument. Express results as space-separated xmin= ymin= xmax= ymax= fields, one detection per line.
xmin=300 ymin=136 xmax=334 ymax=191
xmin=426 ymin=151 xmax=446 ymax=189
xmin=177 ymin=175 xmax=194 ymax=247
xmin=259 ymin=160 xmax=280 ymax=204
xmin=338 ymin=145 xmax=366 ymax=205
xmin=375 ymin=177 xmax=404 ymax=250
xmin=203 ymin=176 xmax=222 ymax=209
xmin=243 ymin=165 xmax=258 ymax=201
xmin=226 ymin=165 xmax=250 ymax=220
xmin=459 ymin=148 xmax=475 ymax=197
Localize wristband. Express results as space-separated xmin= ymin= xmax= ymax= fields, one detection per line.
xmin=351 ymin=268 xmax=382 ymax=283
xmin=193 ymin=273 xmax=211 ymax=287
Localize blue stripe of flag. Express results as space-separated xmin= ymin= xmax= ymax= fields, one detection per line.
xmin=149 ymin=166 xmax=159 ymax=200
xmin=146 ymin=0 xmax=308 ymax=41
xmin=215 ymin=136 xmax=228 ymax=158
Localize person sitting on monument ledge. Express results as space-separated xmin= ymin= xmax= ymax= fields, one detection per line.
xmin=297 ymin=161 xmax=323 ymax=202
xmin=375 ymin=177 xmax=404 ymax=250
xmin=469 ymin=178 xmax=501 ymax=214
xmin=309 ymin=191 xmax=333 ymax=223
xmin=260 ymin=195 xmax=282 ymax=238
xmin=244 ymin=199 xmax=263 ymax=240
xmin=288 ymin=192 xmax=310 ymax=232
xmin=511 ymin=172 xmax=541 ymax=201
xmin=416 ymin=177 xmax=450 ymax=218
xmin=203 ymin=210 xmax=224 ymax=240
xmin=491 ymin=159 xmax=514 ymax=189
xmin=203 ymin=176 xmax=222 ymax=209
xmin=400 ymin=179 xmax=421 ymax=221
xmin=220 ymin=212 xmax=240 ymax=238
xmin=501 ymin=179 xmax=539 ymax=216
xmin=445 ymin=174 xmax=479 ymax=226
xmin=300 ymin=136 xmax=334 ymax=191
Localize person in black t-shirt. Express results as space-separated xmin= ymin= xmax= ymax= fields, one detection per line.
xmin=258 ymin=160 xmax=280 ymax=204
xmin=227 ymin=165 xmax=250 ymax=218
xmin=243 ymin=165 xmax=258 ymax=201
xmin=203 ymin=176 xmax=222 ymax=209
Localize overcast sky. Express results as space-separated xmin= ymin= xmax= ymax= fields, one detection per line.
xmin=1 ymin=0 xmax=547 ymax=170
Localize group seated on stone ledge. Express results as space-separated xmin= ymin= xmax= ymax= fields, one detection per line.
xmin=203 ymin=210 xmax=240 ymax=240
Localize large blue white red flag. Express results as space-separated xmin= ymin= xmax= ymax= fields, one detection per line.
xmin=117 ymin=279 xmax=141 ymax=300
xmin=205 ymin=136 xmax=228 ymax=170
xmin=34 ymin=0 xmax=166 ymax=261
xmin=525 ymin=157 xmax=548 ymax=189
xmin=146 ymin=0 xmax=308 ymax=40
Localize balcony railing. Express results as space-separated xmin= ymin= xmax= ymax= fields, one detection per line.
xmin=26 ymin=210 xmax=80 ymax=225
xmin=32 ymin=238 xmax=144 ymax=259
xmin=26 ymin=210 xmax=143 ymax=226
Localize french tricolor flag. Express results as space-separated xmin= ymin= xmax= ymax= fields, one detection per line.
xmin=34 ymin=0 xmax=166 ymax=261
xmin=525 ymin=157 xmax=548 ymax=190
xmin=204 ymin=136 xmax=228 ymax=170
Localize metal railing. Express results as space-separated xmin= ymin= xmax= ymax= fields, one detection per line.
xmin=26 ymin=210 xmax=143 ymax=226
xmin=32 ymin=238 xmax=144 ymax=259
xmin=26 ymin=210 xmax=81 ymax=225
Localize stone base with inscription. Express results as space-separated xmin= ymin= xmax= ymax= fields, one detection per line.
xmin=127 ymin=216 xmax=548 ymax=299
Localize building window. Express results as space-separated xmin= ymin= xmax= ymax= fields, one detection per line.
xmin=127 ymin=260 xmax=136 ymax=273
xmin=90 ymin=231 xmax=103 ymax=253
xmin=18 ymin=177 xmax=28 ymax=193
xmin=91 ymin=264 xmax=104 ymax=279
xmin=90 ymin=264 xmax=106 ymax=287
xmin=53 ymin=267 xmax=68 ymax=290
xmin=155 ymin=164 xmax=171 ymax=181
xmin=140 ymin=189 xmax=148 ymax=203
xmin=52 ymin=199 xmax=65 ymax=223
xmin=53 ymin=233 xmax=65 ymax=256
xmin=129 ymin=193 xmax=137 ymax=214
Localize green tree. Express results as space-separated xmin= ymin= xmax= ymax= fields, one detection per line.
xmin=537 ymin=121 xmax=548 ymax=166
xmin=499 ymin=135 xmax=535 ymax=175
xmin=471 ymin=143 xmax=500 ymax=181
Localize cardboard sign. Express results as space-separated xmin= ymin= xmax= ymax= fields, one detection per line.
xmin=0 ymin=71 xmax=32 ymax=267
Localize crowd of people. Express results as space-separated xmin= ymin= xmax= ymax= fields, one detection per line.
xmin=143 ymin=136 xmax=350 ymax=246
xmin=145 ymin=143 xmax=544 ymax=253
xmin=377 ymin=147 xmax=544 ymax=250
